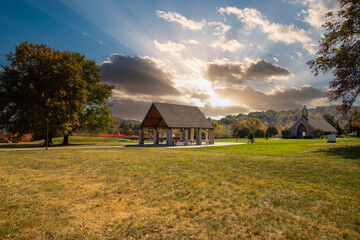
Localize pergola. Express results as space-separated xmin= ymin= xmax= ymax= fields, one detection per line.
xmin=139 ymin=102 xmax=214 ymax=146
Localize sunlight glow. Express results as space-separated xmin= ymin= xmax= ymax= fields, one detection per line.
xmin=209 ymin=96 xmax=233 ymax=107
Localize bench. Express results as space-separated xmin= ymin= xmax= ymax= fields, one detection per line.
xmin=174 ymin=141 xmax=185 ymax=147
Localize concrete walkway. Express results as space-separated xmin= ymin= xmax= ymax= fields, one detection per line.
xmin=126 ymin=142 xmax=247 ymax=148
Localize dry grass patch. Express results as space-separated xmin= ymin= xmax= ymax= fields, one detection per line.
xmin=0 ymin=139 xmax=359 ymax=239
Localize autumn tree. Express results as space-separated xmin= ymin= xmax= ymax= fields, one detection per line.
xmin=243 ymin=117 xmax=264 ymax=133
xmin=0 ymin=42 xmax=113 ymax=145
xmin=308 ymin=0 xmax=360 ymax=114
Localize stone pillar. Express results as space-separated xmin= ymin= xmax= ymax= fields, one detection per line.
xmin=180 ymin=128 xmax=184 ymax=142
xmin=154 ymin=129 xmax=159 ymax=144
xmin=205 ymin=129 xmax=209 ymax=143
xmin=190 ymin=128 xmax=194 ymax=141
xmin=166 ymin=129 xmax=173 ymax=146
xmin=209 ymin=129 xmax=214 ymax=144
xmin=196 ymin=129 xmax=202 ymax=145
xmin=183 ymin=129 xmax=188 ymax=145
xmin=139 ymin=129 xmax=144 ymax=144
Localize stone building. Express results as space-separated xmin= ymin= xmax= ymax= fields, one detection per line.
xmin=290 ymin=106 xmax=338 ymax=138
xmin=139 ymin=102 xmax=214 ymax=146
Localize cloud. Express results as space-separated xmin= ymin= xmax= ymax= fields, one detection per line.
xmin=156 ymin=10 xmax=205 ymax=30
xmin=109 ymin=97 xmax=153 ymax=120
xmin=99 ymin=54 xmax=180 ymax=96
xmin=215 ymin=85 xmax=324 ymax=110
xmin=191 ymin=92 xmax=211 ymax=101
xmin=219 ymin=7 xmax=311 ymax=44
xmin=244 ymin=60 xmax=291 ymax=80
xmin=153 ymin=40 xmax=186 ymax=53
xmin=207 ymin=21 xmax=243 ymax=52
xmin=298 ymin=0 xmax=338 ymax=29
xmin=200 ymin=103 xmax=248 ymax=118
xmin=82 ymin=32 xmax=92 ymax=37
xmin=182 ymin=39 xmax=199 ymax=44
xmin=203 ymin=59 xmax=291 ymax=84
xmin=210 ymin=39 xmax=243 ymax=52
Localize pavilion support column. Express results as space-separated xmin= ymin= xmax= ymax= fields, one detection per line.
xmin=209 ymin=129 xmax=214 ymax=144
xmin=190 ymin=128 xmax=194 ymax=142
xmin=183 ymin=129 xmax=188 ymax=145
xmin=205 ymin=129 xmax=209 ymax=143
xmin=180 ymin=128 xmax=184 ymax=142
xmin=166 ymin=129 xmax=173 ymax=146
xmin=196 ymin=129 xmax=202 ymax=145
xmin=139 ymin=129 xmax=144 ymax=145
xmin=154 ymin=129 xmax=159 ymax=144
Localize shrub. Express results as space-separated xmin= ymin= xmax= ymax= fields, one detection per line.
xmin=281 ymin=128 xmax=291 ymax=138
xmin=312 ymin=128 xmax=324 ymax=138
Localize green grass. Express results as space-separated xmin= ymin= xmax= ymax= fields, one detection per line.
xmin=0 ymin=136 xmax=136 ymax=148
xmin=0 ymin=138 xmax=359 ymax=239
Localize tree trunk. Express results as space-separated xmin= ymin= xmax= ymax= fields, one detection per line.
xmin=61 ymin=134 xmax=69 ymax=145
xmin=44 ymin=134 xmax=52 ymax=146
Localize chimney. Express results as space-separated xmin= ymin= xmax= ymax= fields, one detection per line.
xmin=302 ymin=105 xmax=308 ymax=120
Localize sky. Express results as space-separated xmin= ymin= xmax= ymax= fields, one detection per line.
xmin=0 ymin=0 xmax=339 ymax=120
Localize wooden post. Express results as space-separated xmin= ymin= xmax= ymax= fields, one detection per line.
xmin=154 ymin=129 xmax=159 ymax=144
xmin=196 ymin=129 xmax=202 ymax=145
xmin=139 ymin=129 xmax=144 ymax=144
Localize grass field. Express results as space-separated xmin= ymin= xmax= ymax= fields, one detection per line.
xmin=0 ymin=136 xmax=136 ymax=148
xmin=0 ymin=138 xmax=359 ymax=239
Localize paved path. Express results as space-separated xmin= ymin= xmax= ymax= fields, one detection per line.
xmin=0 ymin=142 xmax=247 ymax=151
xmin=126 ymin=142 xmax=247 ymax=148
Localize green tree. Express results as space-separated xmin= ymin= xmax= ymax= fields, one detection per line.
xmin=281 ymin=128 xmax=291 ymax=139
xmin=323 ymin=113 xmax=345 ymax=135
xmin=0 ymin=42 xmax=113 ymax=145
xmin=254 ymin=129 xmax=265 ymax=138
xmin=308 ymin=0 xmax=360 ymax=114
xmin=266 ymin=126 xmax=278 ymax=138
xmin=237 ymin=126 xmax=251 ymax=138
xmin=312 ymin=128 xmax=325 ymax=138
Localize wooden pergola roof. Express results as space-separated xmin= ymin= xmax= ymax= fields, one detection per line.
xmin=140 ymin=102 xmax=213 ymax=129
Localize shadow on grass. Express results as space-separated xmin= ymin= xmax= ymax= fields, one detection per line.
xmin=314 ymin=145 xmax=360 ymax=160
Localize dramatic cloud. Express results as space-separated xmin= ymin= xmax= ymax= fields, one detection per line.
xmin=298 ymin=0 xmax=338 ymax=28
xmin=219 ymin=7 xmax=311 ymax=44
xmin=153 ymin=40 xmax=186 ymax=53
xmin=203 ymin=59 xmax=291 ymax=84
xmin=244 ymin=60 xmax=291 ymax=80
xmin=156 ymin=10 xmax=205 ymax=30
xmin=109 ymin=97 xmax=153 ymax=120
xmin=100 ymin=54 xmax=180 ymax=96
xmin=215 ymin=85 xmax=324 ymax=110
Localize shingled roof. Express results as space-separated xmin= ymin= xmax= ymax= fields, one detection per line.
xmin=140 ymin=102 xmax=213 ymax=129
xmin=307 ymin=117 xmax=338 ymax=132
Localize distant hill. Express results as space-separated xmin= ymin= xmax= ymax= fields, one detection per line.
xmin=217 ymin=105 xmax=352 ymax=130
